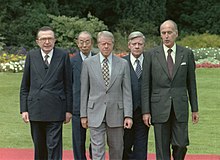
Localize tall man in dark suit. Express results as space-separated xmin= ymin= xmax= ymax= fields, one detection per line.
xmin=141 ymin=20 xmax=199 ymax=160
xmin=20 ymin=26 xmax=72 ymax=160
xmin=80 ymin=31 xmax=133 ymax=160
xmin=123 ymin=31 xmax=149 ymax=160
xmin=71 ymin=31 xmax=94 ymax=160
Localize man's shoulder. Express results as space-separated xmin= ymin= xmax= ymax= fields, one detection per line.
xmin=54 ymin=47 xmax=68 ymax=54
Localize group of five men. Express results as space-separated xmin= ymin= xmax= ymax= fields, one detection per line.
xmin=20 ymin=19 xmax=199 ymax=160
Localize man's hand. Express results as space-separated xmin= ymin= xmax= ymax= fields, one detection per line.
xmin=124 ymin=117 xmax=133 ymax=129
xmin=81 ymin=117 xmax=88 ymax=129
xmin=64 ymin=112 xmax=72 ymax=124
xmin=22 ymin=112 xmax=29 ymax=123
xmin=143 ymin=113 xmax=151 ymax=127
xmin=192 ymin=112 xmax=199 ymax=124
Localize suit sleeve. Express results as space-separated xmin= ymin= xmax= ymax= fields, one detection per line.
xmin=64 ymin=52 xmax=73 ymax=113
xmin=187 ymin=49 xmax=198 ymax=112
xmin=141 ymin=51 xmax=152 ymax=114
xmin=80 ymin=61 xmax=89 ymax=118
xmin=20 ymin=53 xmax=31 ymax=113
xmin=122 ymin=60 xmax=133 ymax=118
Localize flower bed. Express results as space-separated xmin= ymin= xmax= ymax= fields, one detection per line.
xmin=0 ymin=47 xmax=219 ymax=72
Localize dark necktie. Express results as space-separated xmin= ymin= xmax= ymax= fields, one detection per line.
xmin=135 ymin=59 xmax=142 ymax=79
xmin=167 ymin=49 xmax=173 ymax=79
xmin=102 ymin=58 xmax=110 ymax=88
xmin=44 ymin=54 xmax=49 ymax=67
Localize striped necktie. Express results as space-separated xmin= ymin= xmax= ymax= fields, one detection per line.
xmin=135 ymin=59 xmax=142 ymax=79
xmin=167 ymin=49 xmax=173 ymax=79
xmin=44 ymin=54 xmax=49 ymax=67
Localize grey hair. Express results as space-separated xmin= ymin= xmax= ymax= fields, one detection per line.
xmin=97 ymin=31 xmax=114 ymax=43
xmin=77 ymin=31 xmax=93 ymax=40
xmin=128 ymin=31 xmax=145 ymax=42
xmin=160 ymin=20 xmax=178 ymax=32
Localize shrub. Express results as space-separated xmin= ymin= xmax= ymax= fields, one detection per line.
xmin=48 ymin=13 xmax=108 ymax=50
xmin=177 ymin=33 xmax=220 ymax=48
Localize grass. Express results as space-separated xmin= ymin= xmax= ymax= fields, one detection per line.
xmin=0 ymin=69 xmax=219 ymax=154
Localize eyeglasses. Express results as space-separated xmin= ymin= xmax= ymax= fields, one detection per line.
xmin=78 ymin=40 xmax=91 ymax=46
xmin=38 ymin=37 xmax=55 ymax=42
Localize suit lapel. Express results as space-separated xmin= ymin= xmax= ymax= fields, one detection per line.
xmin=125 ymin=54 xmax=138 ymax=79
xmin=173 ymin=45 xmax=184 ymax=78
xmin=91 ymin=54 xmax=106 ymax=88
xmin=73 ymin=52 xmax=83 ymax=73
xmin=32 ymin=49 xmax=47 ymax=80
xmin=43 ymin=48 xmax=63 ymax=84
xmin=156 ymin=46 xmax=170 ymax=78
xmin=107 ymin=55 xmax=120 ymax=91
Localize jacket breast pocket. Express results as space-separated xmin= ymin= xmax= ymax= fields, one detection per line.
xmin=151 ymin=96 xmax=160 ymax=103
xmin=88 ymin=101 xmax=95 ymax=109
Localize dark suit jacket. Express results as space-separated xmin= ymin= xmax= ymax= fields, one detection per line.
xmin=70 ymin=52 xmax=95 ymax=115
xmin=141 ymin=45 xmax=198 ymax=123
xmin=20 ymin=47 xmax=72 ymax=121
xmin=123 ymin=54 xmax=142 ymax=112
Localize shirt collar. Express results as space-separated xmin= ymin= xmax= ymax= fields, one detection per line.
xmin=80 ymin=51 xmax=92 ymax=61
xmin=99 ymin=52 xmax=113 ymax=64
xmin=163 ymin=43 xmax=176 ymax=54
xmin=41 ymin=49 xmax=53 ymax=59
xmin=130 ymin=53 xmax=144 ymax=66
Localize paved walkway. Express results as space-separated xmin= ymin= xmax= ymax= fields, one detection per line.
xmin=0 ymin=148 xmax=220 ymax=160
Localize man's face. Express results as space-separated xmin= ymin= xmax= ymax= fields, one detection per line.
xmin=36 ymin=30 xmax=56 ymax=54
xmin=128 ymin=37 xmax=145 ymax=58
xmin=160 ymin=22 xmax=178 ymax=48
xmin=98 ymin=36 xmax=114 ymax=58
xmin=77 ymin=33 xmax=93 ymax=56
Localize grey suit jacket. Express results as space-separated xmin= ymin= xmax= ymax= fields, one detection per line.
xmin=20 ymin=47 xmax=72 ymax=121
xmin=141 ymin=45 xmax=198 ymax=123
xmin=80 ymin=53 xmax=133 ymax=127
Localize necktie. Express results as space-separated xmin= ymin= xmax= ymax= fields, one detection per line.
xmin=135 ymin=59 xmax=142 ymax=79
xmin=44 ymin=54 xmax=49 ymax=67
xmin=167 ymin=49 xmax=173 ymax=79
xmin=102 ymin=58 xmax=110 ymax=88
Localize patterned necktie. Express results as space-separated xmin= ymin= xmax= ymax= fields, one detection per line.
xmin=44 ymin=54 xmax=49 ymax=67
xmin=102 ymin=58 xmax=110 ymax=88
xmin=135 ymin=59 xmax=142 ymax=79
xmin=167 ymin=49 xmax=173 ymax=79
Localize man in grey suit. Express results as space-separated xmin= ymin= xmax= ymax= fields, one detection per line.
xmin=141 ymin=20 xmax=199 ymax=160
xmin=80 ymin=31 xmax=133 ymax=160
xmin=20 ymin=26 xmax=72 ymax=159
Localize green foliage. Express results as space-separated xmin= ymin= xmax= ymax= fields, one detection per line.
xmin=0 ymin=34 xmax=6 ymax=51
xmin=177 ymin=33 xmax=220 ymax=48
xmin=113 ymin=18 xmax=161 ymax=51
xmin=48 ymin=13 xmax=108 ymax=49
xmin=0 ymin=2 xmax=51 ymax=49
xmin=167 ymin=0 xmax=220 ymax=34
xmin=0 ymin=0 xmax=219 ymax=49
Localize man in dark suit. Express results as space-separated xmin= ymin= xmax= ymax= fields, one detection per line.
xmin=71 ymin=31 xmax=94 ymax=160
xmin=123 ymin=31 xmax=149 ymax=160
xmin=141 ymin=20 xmax=199 ymax=160
xmin=80 ymin=31 xmax=133 ymax=160
xmin=20 ymin=26 xmax=72 ymax=160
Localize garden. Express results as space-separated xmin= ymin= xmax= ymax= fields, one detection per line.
xmin=0 ymin=47 xmax=220 ymax=73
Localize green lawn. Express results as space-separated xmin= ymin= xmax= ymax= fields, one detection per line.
xmin=0 ymin=69 xmax=219 ymax=154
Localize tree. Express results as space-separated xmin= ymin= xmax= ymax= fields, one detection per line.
xmin=48 ymin=13 xmax=108 ymax=49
